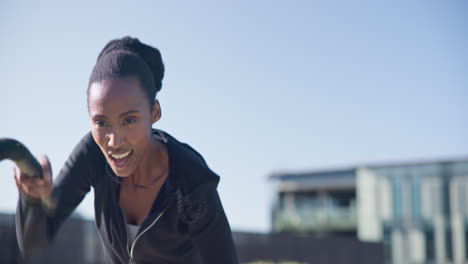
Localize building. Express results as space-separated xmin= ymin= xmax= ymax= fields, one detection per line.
xmin=270 ymin=167 xmax=357 ymax=236
xmin=270 ymin=157 xmax=468 ymax=264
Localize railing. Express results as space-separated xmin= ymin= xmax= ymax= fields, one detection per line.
xmin=274 ymin=205 xmax=357 ymax=232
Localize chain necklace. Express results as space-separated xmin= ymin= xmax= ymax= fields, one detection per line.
xmin=105 ymin=163 xmax=166 ymax=189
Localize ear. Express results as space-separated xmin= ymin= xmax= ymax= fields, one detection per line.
xmin=151 ymin=100 xmax=162 ymax=124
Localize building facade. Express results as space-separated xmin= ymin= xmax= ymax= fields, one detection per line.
xmin=270 ymin=168 xmax=357 ymax=236
xmin=270 ymin=158 xmax=468 ymax=264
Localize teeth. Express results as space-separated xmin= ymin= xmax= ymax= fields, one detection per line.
xmin=111 ymin=151 xmax=132 ymax=159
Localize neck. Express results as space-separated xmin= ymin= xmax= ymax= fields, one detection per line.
xmin=125 ymin=136 xmax=168 ymax=188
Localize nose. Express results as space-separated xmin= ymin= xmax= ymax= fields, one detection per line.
xmin=107 ymin=130 xmax=125 ymax=149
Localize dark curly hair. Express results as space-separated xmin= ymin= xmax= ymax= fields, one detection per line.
xmin=87 ymin=36 xmax=165 ymax=108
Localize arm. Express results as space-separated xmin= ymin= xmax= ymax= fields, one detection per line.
xmin=15 ymin=132 xmax=101 ymax=257
xmin=187 ymin=183 xmax=239 ymax=264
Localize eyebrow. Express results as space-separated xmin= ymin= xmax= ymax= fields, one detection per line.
xmin=92 ymin=110 xmax=140 ymax=119
xmin=119 ymin=110 xmax=140 ymax=118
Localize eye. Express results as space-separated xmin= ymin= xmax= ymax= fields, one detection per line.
xmin=123 ymin=118 xmax=136 ymax=125
xmin=95 ymin=120 xmax=108 ymax=127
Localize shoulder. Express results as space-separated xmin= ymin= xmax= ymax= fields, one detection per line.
xmin=63 ymin=132 xmax=104 ymax=177
xmin=52 ymin=132 xmax=104 ymax=188
xmin=156 ymin=129 xmax=220 ymax=193
xmin=156 ymin=130 xmax=227 ymax=228
xmin=73 ymin=132 xmax=103 ymax=160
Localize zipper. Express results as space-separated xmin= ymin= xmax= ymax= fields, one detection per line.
xmin=129 ymin=208 xmax=168 ymax=263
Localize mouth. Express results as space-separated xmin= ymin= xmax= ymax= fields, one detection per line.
xmin=109 ymin=150 xmax=133 ymax=169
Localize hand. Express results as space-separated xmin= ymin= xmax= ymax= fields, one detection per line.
xmin=14 ymin=154 xmax=54 ymax=207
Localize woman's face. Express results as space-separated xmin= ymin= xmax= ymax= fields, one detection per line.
xmin=88 ymin=76 xmax=160 ymax=177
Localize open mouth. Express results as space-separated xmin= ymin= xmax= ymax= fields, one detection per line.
xmin=109 ymin=150 xmax=133 ymax=168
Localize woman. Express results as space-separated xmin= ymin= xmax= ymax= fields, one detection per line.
xmin=14 ymin=36 xmax=239 ymax=264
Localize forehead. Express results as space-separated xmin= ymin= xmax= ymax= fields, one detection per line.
xmin=88 ymin=76 xmax=147 ymax=116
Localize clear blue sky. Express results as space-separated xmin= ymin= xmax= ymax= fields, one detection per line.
xmin=1 ymin=0 xmax=467 ymax=232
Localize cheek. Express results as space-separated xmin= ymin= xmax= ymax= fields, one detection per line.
xmin=128 ymin=124 xmax=152 ymax=147
xmin=91 ymin=129 xmax=108 ymax=149
xmin=131 ymin=125 xmax=150 ymax=143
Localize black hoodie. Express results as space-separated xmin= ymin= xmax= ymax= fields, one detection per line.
xmin=16 ymin=129 xmax=239 ymax=264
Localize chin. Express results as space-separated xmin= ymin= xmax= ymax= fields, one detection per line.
xmin=109 ymin=163 xmax=134 ymax=177
xmin=113 ymin=169 xmax=132 ymax=178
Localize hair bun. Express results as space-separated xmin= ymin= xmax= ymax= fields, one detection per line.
xmin=97 ymin=36 xmax=164 ymax=93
